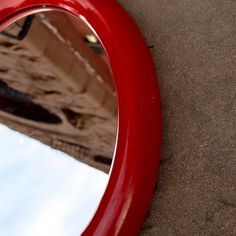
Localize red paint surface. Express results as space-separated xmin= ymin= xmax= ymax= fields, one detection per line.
xmin=0 ymin=1 xmax=162 ymax=235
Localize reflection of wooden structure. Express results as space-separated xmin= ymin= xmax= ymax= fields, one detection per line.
xmin=0 ymin=12 xmax=117 ymax=173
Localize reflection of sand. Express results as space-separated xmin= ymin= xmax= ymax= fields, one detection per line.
xmin=0 ymin=12 xmax=117 ymax=173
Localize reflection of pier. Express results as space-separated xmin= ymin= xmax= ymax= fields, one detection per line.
xmin=51 ymin=140 xmax=111 ymax=173
xmin=0 ymin=80 xmax=61 ymax=124
xmin=0 ymin=12 xmax=117 ymax=173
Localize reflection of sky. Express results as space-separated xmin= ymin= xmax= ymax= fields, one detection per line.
xmin=0 ymin=124 xmax=108 ymax=236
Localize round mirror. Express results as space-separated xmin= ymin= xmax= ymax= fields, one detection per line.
xmin=0 ymin=1 xmax=161 ymax=235
xmin=0 ymin=11 xmax=117 ymax=235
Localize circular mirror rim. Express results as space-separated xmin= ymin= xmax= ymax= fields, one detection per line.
xmin=0 ymin=1 xmax=162 ymax=235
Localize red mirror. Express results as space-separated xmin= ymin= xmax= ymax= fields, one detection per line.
xmin=0 ymin=1 xmax=161 ymax=235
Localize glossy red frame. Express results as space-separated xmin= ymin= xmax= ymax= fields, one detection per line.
xmin=0 ymin=0 xmax=161 ymax=235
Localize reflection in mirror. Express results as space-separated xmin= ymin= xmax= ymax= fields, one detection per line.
xmin=0 ymin=11 xmax=117 ymax=235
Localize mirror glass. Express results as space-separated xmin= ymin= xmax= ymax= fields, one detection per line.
xmin=0 ymin=11 xmax=117 ymax=235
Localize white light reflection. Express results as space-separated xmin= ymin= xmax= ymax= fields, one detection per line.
xmin=0 ymin=124 xmax=108 ymax=236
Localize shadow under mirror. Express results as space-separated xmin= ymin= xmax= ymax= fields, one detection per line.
xmin=0 ymin=11 xmax=117 ymax=236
